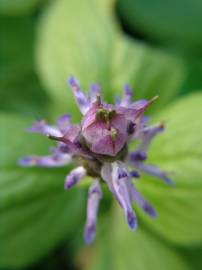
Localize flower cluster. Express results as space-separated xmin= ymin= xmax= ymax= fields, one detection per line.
xmin=20 ymin=77 xmax=172 ymax=244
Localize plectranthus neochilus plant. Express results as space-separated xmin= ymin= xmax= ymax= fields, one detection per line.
xmin=19 ymin=76 xmax=173 ymax=244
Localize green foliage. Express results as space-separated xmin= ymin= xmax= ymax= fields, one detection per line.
xmin=117 ymin=0 xmax=202 ymax=49
xmin=0 ymin=0 xmax=43 ymax=15
xmin=36 ymin=0 xmax=185 ymax=120
xmin=181 ymin=55 xmax=202 ymax=94
xmin=1 ymin=0 xmax=202 ymax=269
xmin=135 ymin=94 xmax=202 ymax=245
xmin=90 ymin=209 xmax=189 ymax=270
xmin=0 ymin=114 xmax=85 ymax=267
xmin=0 ymin=16 xmax=49 ymax=116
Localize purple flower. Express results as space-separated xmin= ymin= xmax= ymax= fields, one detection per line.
xmin=19 ymin=76 xmax=173 ymax=244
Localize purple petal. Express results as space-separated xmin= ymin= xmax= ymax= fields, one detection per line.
xmin=64 ymin=166 xmax=86 ymax=189
xmin=18 ymin=156 xmax=36 ymax=166
xmin=134 ymin=162 xmax=174 ymax=185
xmin=130 ymin=171 xmax=140 ymax=178
xmin=26 ymin=120 xmax=62 ymax=137
xmin=101 ymin=163 xmax=115 ymax=194
xmin=111 ymin=162 xmax=137 ymax=230
xmin=137 ymin=123 xmax=164 ymax=152
xmin=115 ymin=95 xmax=121 ymax=106
xmin=101 ymin=163 xmax=137 ymax=230
xmin=129 ymin=151 xmax=147 ymax=162
xmin=84 ymin=223 xmax=96 ymax=245
xmin=68 ymin=76 xmax=90 ymax=114
xmin=63 ymin=124 xmax=81 ymax=142
xmin=49 ymin=134 xmax=92 ymax=160
xmin=132 ymin=99 xmax=148 ymax=110
xmin=141 ymin=116 xmax=150 ymax=126
xmin=124 ymin=84 xmax=133 ymax=97
xmin=89 ymin=83 xmax=101 ymax=103
xmin=57 ymin=114 xmax=71 ymax=134
xmin=127 ymin=210 xmax=137 ymax=230
xmin=132 ymin=96 xmax=158 ymax=111
xmin=48 ymin=134 xmax=80 ymax=154
xmin=119 ymin=96 xmax=158 ymax=125
xmin=117 ymin=167 xmax=128 ymax=179
xmin=19 ymin=153 xmax=71 ymax=167
xmin=128 ymin=181 xmax=157 ymax=218
xmin=120 ymin=84 xmax=133 ymax=107
xmin=84 ymin=180 xmax=102 ymax=244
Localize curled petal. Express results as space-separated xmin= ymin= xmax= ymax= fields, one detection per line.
xmin=64 ymin=166 xmax=86 ymax=189
xmin=101 ymin=163 xmax=137 ymax=230
xmin=129 ymin=150 xmax=147 ymax=162
xmin=137 ymin=123 xmax=164 ymax=152
xmin=19 ymin=153 xmax=71 ymax=167
xmin=26 ymin=120 xmax=62 ymax=137
xmin=68 ymin=76 xmax=90 ymax=114
xmin=57 ymin=114 xmax=71 ymax=134
xmin=101 ymin=163 xmax=115 ymax=194
xmin=84 ymin=180 xmax=102 ymax=244
xmin=111 ymin=162 xmax=137 ymax=230
xmin=130 ymin=171 xmax=140 ymax=178
xmin=115 ymin=95 xmax=121 ymax=106
xmin=120 ymin=84 xmax=132 ymax=107
xmin=127 ymin=181 xmax=157 ymax=218
xmin=133 ymin=162 xmax=173 ymax=185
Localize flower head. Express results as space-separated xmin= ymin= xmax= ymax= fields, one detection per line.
xmin=19 ymin=76 xmax=172 ymax=244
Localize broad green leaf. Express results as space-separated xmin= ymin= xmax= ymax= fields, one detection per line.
xmin=0 ymin=114 xmax=85 ymax=267
xmin=134 ymin=94 xmax=202 ymax=245
xmin=150 ymin=93 xmax=202 ymax=187
xmin=89 ymin=208 xmax=189 ymax=270
xmin=0 ymin=189 xmax=84 ymax=268
xmin=0 ymin=0 xmax=43 ymax=15
xmin=182 ymin=245 xmax=202 ymax=270
xmin=0 ymin=17 xmax=49 ymax=116
xmin=181 ymin=55 xmax=202 ymax=94
xmin=36 ymin=0 xmax=185 ymax=120
xmin=117 ymin=0 xmax=202 ymax=50
xmin=111 ymin=37 xmax=185 ymax=110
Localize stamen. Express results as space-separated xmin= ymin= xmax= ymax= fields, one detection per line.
xmin=110 ymin=128 xmax=118 ymax=141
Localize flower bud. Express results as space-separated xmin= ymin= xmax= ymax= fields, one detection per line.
xmin=82 ymin=103 xmax=128 ymax=157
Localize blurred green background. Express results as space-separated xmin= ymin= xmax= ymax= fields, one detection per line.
xmin=0 ymin=0 xmax=202 ymax=269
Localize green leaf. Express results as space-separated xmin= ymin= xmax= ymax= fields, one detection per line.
xmin=0 ymin=113 xmax=85 ymax=268
xmin=181 ymin=55 xmax=202 ymax=95
xmin=0 ymin=0 xmax=43 ymax=15
xmin=111 ymin=37 xmax=185 ymax=111
xmin=135 ymin=94 xmax=202 ymax=245
xmin=181 ymin=245 xmax=202 ymax=270
xmin=0 ymin=189 xmax=84 ymax=268
xmin=0 ymin=16 xmax=49 ymax=116
xmin=36 ymin=0 xmax=185 ymax=120
xmin=117 ymin=0 xmax=202 ymax=50
xmin=90 ymin=208 xmax=189 ymax=270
